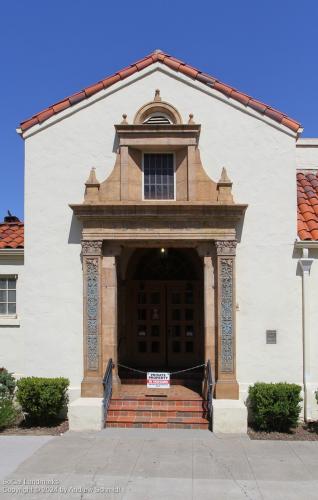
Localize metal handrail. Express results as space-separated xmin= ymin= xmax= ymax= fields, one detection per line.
xmin=206 ymin=360 xmax=214 ymax=422
xmin=103 ymin=358 xmax=113 ymax=419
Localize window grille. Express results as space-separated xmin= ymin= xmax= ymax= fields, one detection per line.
xmin=0 ymin=277 xmax=17 ymax=315
xmin=144 ymin=153 xmax=174 ymax=200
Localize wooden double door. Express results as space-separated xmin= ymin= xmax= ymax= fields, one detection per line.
xmin=128 ymin=280 xmax=203 ymax=369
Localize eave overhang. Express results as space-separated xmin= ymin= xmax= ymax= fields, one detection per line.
xmin=294 ymin=240 xmax=318 ymax=249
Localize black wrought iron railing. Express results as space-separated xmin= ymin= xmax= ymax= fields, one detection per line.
xmin=206 ymin=360 xmax=214 ymax=422
xmin=103 ymin=358 xmax=113 ymax=419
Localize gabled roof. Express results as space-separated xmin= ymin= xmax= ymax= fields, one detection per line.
xmin=0 ymin=222 xmax=24 ymax=248
xmin=297 ymin=170 xmax=318 ymax=240
xmin=19 ymin=50 xmax=301 ymax=134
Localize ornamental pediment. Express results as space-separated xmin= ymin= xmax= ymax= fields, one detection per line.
xmin=80 ymin=91 xmax=238 ymax=206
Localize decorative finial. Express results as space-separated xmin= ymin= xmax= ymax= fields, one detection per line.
xmin=121 ymin=113 xmax=128 ymax=124
xmin=84 ymin=167 xmax=100 ymax=203
xmin=154 ymin=89 xmax=161 ymax=102
xmin=188 ymin=113 xmax=195 ymax=124
xmin=154 ymin=49 xmax=163 ymax=54
xmin=85 ymin=167 xmax=99 ymax=186
xmin=219 ymin=167 xmax=231 ymax=184
xmin=217 ymin=167 xmax=233 ymax=204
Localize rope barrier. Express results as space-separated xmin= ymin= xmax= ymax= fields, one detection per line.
xmin=117 ymin=363 xmax=148 ymax=375
xmin=169 ymin=363 xmax=206 ymax=375
xmin=117 ymin=362 xmax=206 ymax=376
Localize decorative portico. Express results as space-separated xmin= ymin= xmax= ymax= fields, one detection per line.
xmin=74 ymin=206 xmax=246 ymax=399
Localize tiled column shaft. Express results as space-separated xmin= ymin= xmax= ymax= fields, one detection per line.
xmin=81 ymin=240 xmax=103 ymax=397
xmin=215 ymin=240 xmax=239 ymax=399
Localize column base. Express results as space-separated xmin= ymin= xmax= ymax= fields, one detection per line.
xmin=81 ymin=377 xmax=103 ymax=397
xmin=68 ymin=397 xmax=104 ymax=431
xmin=215 ymin=380 xmax=239 ymax=399
xmin=212 ymin=399 xmax=247 ymax=433
xmin=112 ymin=369 xmax=121 ymax=388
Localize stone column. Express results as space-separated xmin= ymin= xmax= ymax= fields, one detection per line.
xmin=197 ymin=244 xmax=215 ymax=370
xmin=101 ymin=245 xmax=122 ymax=389
xmin=81 ymin=240 xmax=103 ymax=397
xmin=215 ymin=240 xmax=239 ymax=399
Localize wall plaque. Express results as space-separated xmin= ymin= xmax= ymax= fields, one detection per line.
xmin=266 ymin=330 xmax=277 ymax=344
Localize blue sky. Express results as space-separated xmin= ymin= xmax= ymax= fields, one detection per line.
xmin=1 ymin=0 xmax=318 ymax=220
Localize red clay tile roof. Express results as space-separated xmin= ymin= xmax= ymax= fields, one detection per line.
xmin=0 ymin=222 xmax=24 ymax=249
xmin=19 ymin=50 xmax=301 ymax=134
xmin=297 ymin=171 xmax=318 ymax=240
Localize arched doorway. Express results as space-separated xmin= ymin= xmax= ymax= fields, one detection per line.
xmin=122 ymin=248 xmax=204 ymax=370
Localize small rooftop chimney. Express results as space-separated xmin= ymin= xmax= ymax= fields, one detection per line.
xmin=4 ymin=210 xmax=20 ymax=223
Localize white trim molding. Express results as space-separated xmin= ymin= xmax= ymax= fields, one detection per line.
xmin=295 ymin=240 xmax=318 ymax=250
xmin=0 ymin=317 xmax=20 ymax=327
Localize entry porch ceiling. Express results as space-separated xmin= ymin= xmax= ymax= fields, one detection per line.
xmin=70 ymin=202 xmax=247 ymax=241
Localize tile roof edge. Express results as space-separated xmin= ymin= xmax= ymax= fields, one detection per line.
xmin=18 ymin=50 xmax=301 ymax=135
xmin=297 ymin=170 xmax=318 ymax=241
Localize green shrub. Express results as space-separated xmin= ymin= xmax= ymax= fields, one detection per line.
xmin=0 ymin=397 xmax=18 ymax=429
xmin=0 ymin=368 xmax=16 ymax=398
xmin=248 ymin=382 xmax=302 ymax=432
xmin=16 ymin=377 xmax=69 ymax=424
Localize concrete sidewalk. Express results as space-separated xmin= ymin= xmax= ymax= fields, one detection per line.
xmin=0 ymin=436 xmax=53 ymax=480
xmin=1 ymin=429 xmax=318 ymax=499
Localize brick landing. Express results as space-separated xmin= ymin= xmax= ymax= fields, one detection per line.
xmin=105 ymin=384 xmax=209 ymax=429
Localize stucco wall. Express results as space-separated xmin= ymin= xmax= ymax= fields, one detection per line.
xmin=296 ymin=139 xmax=318 ymax=169
xmin=0 ymin=258 xmax=24 ymax=375
xmin=22 ymin=65 xmax=306 ymax=399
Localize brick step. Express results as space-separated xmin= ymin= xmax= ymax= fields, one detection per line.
xmin=110 ymin=399 xmax=205 ymax=408
xmin=107 ymin=422 xmax=209 ymax=429
xmin=105 ymin=415 xmax=209 ymax=429
xmin=108 ymin=408 xmax=208 ymax=418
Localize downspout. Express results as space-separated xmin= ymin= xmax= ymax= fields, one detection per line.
xmin=298 ymin=247 xmax=313 ymax=422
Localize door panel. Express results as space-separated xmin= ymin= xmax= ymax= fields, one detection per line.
xmin=166 ymin=282 xmax=201 ymax=368
xmin=129 ymin=281 xmax=202 ymax=369
xmin=132 ymin=282 xmax=166 ymax=368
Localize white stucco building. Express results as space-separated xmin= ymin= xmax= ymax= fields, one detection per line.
xmin=1 ymin=50 xmax=318 ymax=431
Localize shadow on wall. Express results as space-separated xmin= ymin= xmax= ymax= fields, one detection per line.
xmin=235 ymin=212 xmax=246 ymax=244
xmin=68 ymin=214 xmax=82 ymax=245
xmin=293 ymin=247 xmax=304 ymax=278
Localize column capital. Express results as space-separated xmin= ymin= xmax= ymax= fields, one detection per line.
xmin=103 ymin=243 xmax=122 ymax=257
xmin=197 ymin=242 xmax=214 ymax=257
xmin=215 ymin=240 xmax=237 ymax=256
xmin=81 ymin=240 xmax=103 ymax=256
